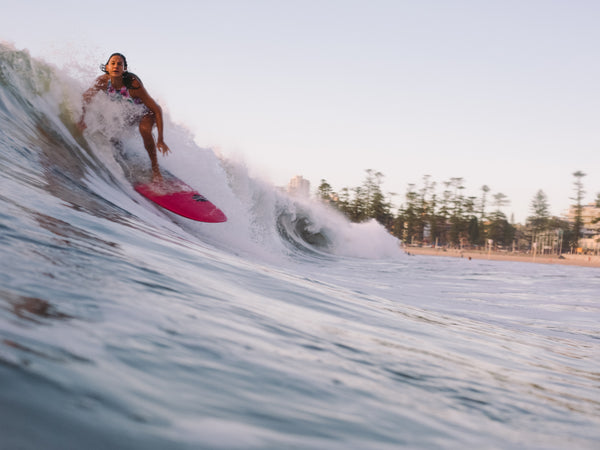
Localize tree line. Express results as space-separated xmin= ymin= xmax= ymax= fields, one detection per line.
xmin=317 ymin=170 xmax=599 ymax=251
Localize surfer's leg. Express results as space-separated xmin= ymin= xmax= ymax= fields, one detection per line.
xmin=139 ymin=113 xmax=162 ymax=182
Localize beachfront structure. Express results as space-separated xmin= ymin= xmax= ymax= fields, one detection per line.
xmin=288 ymin=175 xmax=310 ymax=197
xmin=565 ymin=202 xmax=600 ymax=233
xmin=565 ymin=202 xmax=600 ymax=251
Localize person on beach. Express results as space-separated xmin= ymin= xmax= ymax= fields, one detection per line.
xmin=78 ymin=52 xmax=170 ymax=182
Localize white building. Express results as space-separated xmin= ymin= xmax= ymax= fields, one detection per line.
xmin=565 ymin=202 xmax=600 ymax=251
xmin=565 ymin=202 xmax=600 ymax=233
xmin=288 ymin=175 xmax=310 ymax=197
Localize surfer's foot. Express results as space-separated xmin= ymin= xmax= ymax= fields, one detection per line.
xmin=152 ymin=171 xmax=163 ymax=183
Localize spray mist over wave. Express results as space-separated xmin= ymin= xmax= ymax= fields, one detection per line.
xmin=0 ymin=43 xmax=401 ymax=262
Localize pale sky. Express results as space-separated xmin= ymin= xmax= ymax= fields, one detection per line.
xmin=3 ymin=0 xmax=599 ymax=223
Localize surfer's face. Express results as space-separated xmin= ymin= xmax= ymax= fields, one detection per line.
xmin=106 ymin=55 xmax=126 ymax=77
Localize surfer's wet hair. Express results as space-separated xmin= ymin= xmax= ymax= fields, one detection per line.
xmin=100 ymin=52 xmax=142 ymax=89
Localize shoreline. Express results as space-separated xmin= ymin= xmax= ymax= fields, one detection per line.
xmin=404 ymin=246 xmax=600 ymax=268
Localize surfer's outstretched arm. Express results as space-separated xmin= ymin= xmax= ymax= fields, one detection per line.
xmin=128 ymin=80 xmax=171 ymax=182
xmin=130 ymin=81 xmax=170 ymax=157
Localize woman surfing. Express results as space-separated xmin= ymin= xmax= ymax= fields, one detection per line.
xmin=78 ymin=52 xmax=170 ymax=182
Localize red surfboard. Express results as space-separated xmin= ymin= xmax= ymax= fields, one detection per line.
xmin=134 ymin=177 xmax=227 ymax=223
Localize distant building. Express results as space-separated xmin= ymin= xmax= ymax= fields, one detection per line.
xmin=565 ymin=202 xmax=600 ymax=234
xmin=565 ymin=202 xmax=600 ymax=250
xmin=288 ymin=175 xmax=310 ymax=197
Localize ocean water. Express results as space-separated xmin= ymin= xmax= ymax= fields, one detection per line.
xmin=1 ymin=44 xmax=599 ymax=449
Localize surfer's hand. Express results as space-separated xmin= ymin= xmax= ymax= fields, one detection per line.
xmin=157 ymin=140 xmax=171 ymax=156
xmin=76 ymin=119 xmax=87 ymax=131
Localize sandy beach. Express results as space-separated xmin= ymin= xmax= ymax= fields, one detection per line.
xmin=404 ymin=246 xmax=600 ymax=268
